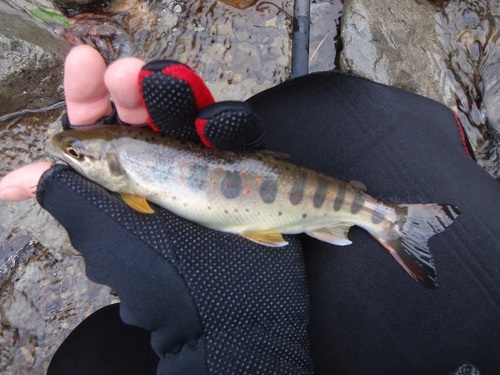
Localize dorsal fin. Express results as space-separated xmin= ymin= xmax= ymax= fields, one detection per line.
xmin=254 ymin=150 xmax=290 ymax=160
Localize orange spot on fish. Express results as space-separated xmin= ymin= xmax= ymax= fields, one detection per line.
xmin=225 ymin=183 xmax=232 ymax=189
xmin=245 ymin=190 xmax=251 ymax=195
xmin=255 ymin=175 xmax=262 ymax=180
xmin=296 ymin=193 xmax=302 ymax=199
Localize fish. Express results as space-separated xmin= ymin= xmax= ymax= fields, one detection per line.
xmin=52 ymin=125 xmax=460 ymax=288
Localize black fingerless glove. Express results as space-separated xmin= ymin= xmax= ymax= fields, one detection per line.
xmin=38 ymin=61 xmax=313 ymax=374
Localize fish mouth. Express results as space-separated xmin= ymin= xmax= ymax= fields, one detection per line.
xmin=32 ymin=153 xmax=68 ymax=166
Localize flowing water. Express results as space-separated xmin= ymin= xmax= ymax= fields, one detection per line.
xmin=60 ymin=0 xmax=342 ymax=98
xmin=0 ymin=0 xmax=497 ymax=373
xmin=434 ymin=0 xmax=499 ymax=180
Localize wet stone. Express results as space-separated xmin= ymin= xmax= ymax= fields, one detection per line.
xmin=340 ymin=0 xmax=454 ymax=107
xmin=0 ymin=242 xmax=117 ymax=374
xmin=0 ymin=2 xmax=68 ymax=116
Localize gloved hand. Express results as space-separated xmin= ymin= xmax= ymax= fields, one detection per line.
xmin=37 ymin=60 xmax=313 ymax=374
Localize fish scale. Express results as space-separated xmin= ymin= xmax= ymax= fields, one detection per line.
xmin=53 ymin=126 xmax=460 ymax=288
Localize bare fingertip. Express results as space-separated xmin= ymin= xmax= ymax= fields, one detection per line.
xmin=0 ymin=162 xmax=53 ymax=202
xmin=105 ymin=57 xmax=148 ymax=125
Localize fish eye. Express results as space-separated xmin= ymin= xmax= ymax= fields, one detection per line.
xmin=66 ymin=144 xmax=82 ymax=159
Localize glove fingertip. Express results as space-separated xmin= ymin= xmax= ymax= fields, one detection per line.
xmin=197 ymin=101 xmax=265 ymax=151
xmin=139 ymin=61 xmax=215 ymax=141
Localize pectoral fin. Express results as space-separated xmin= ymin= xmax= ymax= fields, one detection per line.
xmin=120 ymin=193 xmax=155 ymax=214
xmin=306 ymin=223 xmax=354 ymax=246
xmin=241 ymin=231 xmax=288 ymax=247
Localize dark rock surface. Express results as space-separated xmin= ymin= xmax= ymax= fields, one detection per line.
xmin=339 ymin=0 xmax=454 ymax=107
xmin=0 ymin=2 xmax=68 ymax=116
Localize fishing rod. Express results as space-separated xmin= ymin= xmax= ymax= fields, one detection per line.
xmin=290 ymin=0 xmax=310 ymax=78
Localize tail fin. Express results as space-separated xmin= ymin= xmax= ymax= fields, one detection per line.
xmin=369 ymin=203 xmax=460 ymax=288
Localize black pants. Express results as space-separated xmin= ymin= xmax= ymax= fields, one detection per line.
xmin=48 ymin=304 xmax=159 ymax=375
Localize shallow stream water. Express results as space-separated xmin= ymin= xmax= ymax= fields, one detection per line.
xmin=434 ymin=0 xmax=499 ymax=180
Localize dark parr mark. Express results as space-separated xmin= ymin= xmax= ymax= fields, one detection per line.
xmin=371 ymin=208 xmax=385 ymax=224
xmin=351 ymin=192 xmax=365 ymax=214
xmin=220 ymin=171 xmax=242 ymax=199
xmin=260 ymin=178 xmax=278 ymax=204
xmin=290 ymin=171 xmax=307 ymax=205
xmin=333 ymin=182 xmax=346 ymax=211
xmin=313 ymin=176 xmax=329 ymax=208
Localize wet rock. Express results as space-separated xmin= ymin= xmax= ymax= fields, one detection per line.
xmin=0 ymin=242 xmax=118 ymax=374
xmin=0 ymin=2 xmax=69 ymax=116
xmin=481 ymin=39 xmax=500 ymax=135
xmin=339 ymin=0 xmax=454 ymax=107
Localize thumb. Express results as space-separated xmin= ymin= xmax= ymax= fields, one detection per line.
xmin=0 ymin=162 xmax=53 ymax=201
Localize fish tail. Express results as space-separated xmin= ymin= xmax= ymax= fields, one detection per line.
xmin=368 ymin=203 xmax=460 ymax=288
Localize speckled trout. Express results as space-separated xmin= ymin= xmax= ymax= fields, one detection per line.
xmin=53 ymin=126 xmax=460 ymax=288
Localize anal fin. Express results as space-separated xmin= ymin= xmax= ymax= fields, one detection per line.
xmin=241 ymin=231 xmax=288 ymax=247
xmin=121 ymin=193 xmax=155 ymax=214
xmin=306 ymin=223 xmax=354 ymax=246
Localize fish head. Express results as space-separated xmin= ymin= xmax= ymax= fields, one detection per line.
xmin=52 ymin=128 xmax=128 ymax=192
